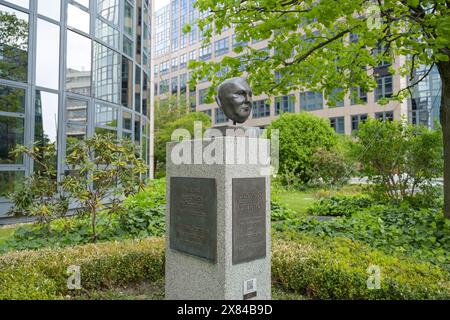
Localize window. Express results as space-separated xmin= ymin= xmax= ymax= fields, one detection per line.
xmin=199 ymin=44 xmax=212 ymax=61
xmin=350 ymin=87 xmax=367 ymax=105
xmin=375 ymin=73 xmax=393 ymax=101
xmin=121 ymin=56 xmax=133 ymax=108
xmin=252 ymin=100 xmax=271 ymax=118
xmin=180 ymin=54 xmax=187 ymax=68
xmin=66 ymin=31 xmax=92 ymax=96
xmin=199 ymin=89 xmax=209 ymax=104
xmin=330 ymin=117 xmax=345 ymax=134
xmin=68 ymin=3 xmax=90 ymax=34
xmin=375 ymin=111 xmax=394 ymax=122
xmin=0 ymin=85 xmax=26 ymax=164
xmin=124 ymin=1 xmax=133 ymax=35
xmin=0 ymin=5 xmax=29 ymax=83
xmin=95 ymin=103 xmax=118 ymax=128
xmin=300 ymin=91 xmax=323 ymax=111
xmin=160 ymin=60 xmax=170 ymax=74
xmin=275 ymin=95 xmax=295 ymax=115
xmin=0 ymin=171 xmax=25 ymax=197
xmin=171 ymin=77 xmax=178 ymax=95
xmin=160 ymin=80 xmax=169 ymax=94
xmin=180 ymin=73 xmax=187 ymax=94
xmin=171 ymin=57 xmax=178 ymax=71
xmin=189 ymin=50 xmax=196 ymax=61
xmin=215 ymin=37 xmax=229 ymax=56
xmin=36 ymin=19 xmax=59 ymax=90
xmin=215 ymin=108 xmax=228 ymax=124
xmin=34 ymin=91 xmax=58 ymax=147
xmin=92 ymin=41 xmax=120 ymax=104
xmin=351 ymin=114 xmax=368 ymax=132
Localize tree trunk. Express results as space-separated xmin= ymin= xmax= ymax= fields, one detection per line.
xmin=438 ymin=60 xmax=450 ymax=219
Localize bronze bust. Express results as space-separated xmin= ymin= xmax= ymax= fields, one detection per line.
xmin=215 ymin=77 xmax=253 ymax=125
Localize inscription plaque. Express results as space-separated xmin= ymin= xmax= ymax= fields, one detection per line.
xmin=170 ymin=177 xmax=217 ymax=262
xmin=232 ymin=177 xmax=266 ymax=265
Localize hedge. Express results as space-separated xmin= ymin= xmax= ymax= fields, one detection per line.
xmin=272 ymin=236 xmax=450 ymax=300
xmin=1 ymin=236 xmax=449 ymax=300
xmin=0 ymin=238 xmax=165 ymax=300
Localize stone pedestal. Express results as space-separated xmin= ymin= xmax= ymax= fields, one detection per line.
xmin=165 ymin=136 xmax=271 ymax=300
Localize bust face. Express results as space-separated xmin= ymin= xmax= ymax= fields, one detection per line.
xmin=215 ymin=77 xmax=253 ymax=124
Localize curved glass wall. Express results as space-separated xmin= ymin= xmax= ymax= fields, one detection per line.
xmin=0 ymin=0 xmax=152 ymax=216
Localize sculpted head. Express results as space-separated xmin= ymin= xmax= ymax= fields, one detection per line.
xmin=215 ymin=77 xmax=253 ymax=124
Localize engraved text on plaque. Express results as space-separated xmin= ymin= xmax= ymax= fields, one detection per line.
xmin=232 ymin=177 xmax=266 ymax=265
xmin=170 ymin=177 xmax=217 ymax=262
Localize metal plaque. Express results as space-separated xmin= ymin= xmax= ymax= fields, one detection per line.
xmin=170 ymin=177 xmax=217 ymax=262
xmin=232 ymin=177 xmax=266 ymax=265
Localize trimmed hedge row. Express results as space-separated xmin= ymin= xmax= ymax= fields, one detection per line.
xmin=1 ymin=236 xmax=449 ymax=300
xmin=0 ymin=238 xmax=165 ymax=300
xmin=272 ymin=236 xmax=450 ymax=300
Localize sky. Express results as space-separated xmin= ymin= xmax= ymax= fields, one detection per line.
xmin=155 ymin=0 xmax=171 ymax=11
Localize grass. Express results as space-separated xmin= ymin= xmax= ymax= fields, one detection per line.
xmin=274 ymin=184 xmax=364 ymax=216
xmin=0 ymin=226 xmax=16 ymax=246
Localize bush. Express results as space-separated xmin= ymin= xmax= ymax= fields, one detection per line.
xmin=120 ymin=179 xmax=167 ymax=238
xmin=0 ymin=179 xmax=168 ymax=253
xmin=310 ymin=144 xmax=355 ymax=187
xmin=267 ymin=113 xmax=338 ymax=186
xmin=272 ymin=236 xmax=450 ymax=299
xmin=306 ymin=195 xmax=375 ymax=217
xmin=0 ymin=238 xmax=165 ymax=300
xmin=353 ymin=119 xmax=443 ymax=202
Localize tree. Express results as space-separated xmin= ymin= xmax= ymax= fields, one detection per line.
xmin=61 ymin=134 xmax=147 ymax=241
xmin=267 ymin=112 xmax=338 ymax=185
xmin=153 ymin=94 xmax=190 ymax=172
xmin=353 ymin=118 xmax=443 ymax=201
xmin=189 ymin=0 xmax=450 ymax=217
xmin=155 ymin=111 xmax=211 ymax=176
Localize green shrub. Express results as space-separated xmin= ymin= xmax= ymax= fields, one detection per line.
xmin=0 ymin=179 xmax=168 ymax=254
xmin=120 ymin=179 xmax=166 ymax=238
xmin=267 ymin=113 xmax=338 ymax=186
xmin=306 ymin=195 xmax=375 ymax=217
xmin=272 ymin=236 xmax=450 ymax=299
xmin=0 ymin=238 xmax=165 ymax=300
xmin=278 ymin=205 xmax=450 ymax=269
xmin=353 ymin=119 xmax=443 ymax=202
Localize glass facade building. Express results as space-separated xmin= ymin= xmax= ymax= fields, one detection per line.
xmin=0 ymin=0 xmax=152 ymax=219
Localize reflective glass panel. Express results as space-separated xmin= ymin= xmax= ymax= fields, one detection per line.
xmin=35 ymin=91 xmax=58 ymax=146
xmin=36 ymin=19 xmax=60 ymax=90
xmin=121 ymin=56 xmax=133 ymax=108
xmin=135 ymin=65 xmax=141 ymax=112
xmin=134 ymin=115 xmax=140 ymax=143
xmin=95 ymin=103 xmax=118 ymax=127
xmin=123 ymin=35 xmax=133 ymax=57
xmin=0 ymin=171 xmax=24 ymax=197
xmin=6 ymin=0 xmax=28 ymax=8
xmin=95 ymin=18 xmax=119 ymax=49
xmin=124 ymin=1 xmax=133 ymax=36
xmin=0 ymin=85 xmax=25 ymax=113
xmin=142 ymin=72 xmax=149 ymax=116
xmin=38 ymin=0 xmax=60 ymax=20
xmin=66 ymin=31 xmax=91 ymax=96
xmin=123 ymin=111 xmax=132 ymax=130
xmin=0 ymin=5 xmax=29 ymax=82
xmin=97 ymin=0 xmax=118 ymax=25
xmin=68 ymin=3 xmax=90 ymax=34
xmin=93 ymin=41 xmax=120 ymax=104
xmin=0 ymin=116 xmax=24 ymax=164
xmin=66 ymin=98 xmax=87 ymax=125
